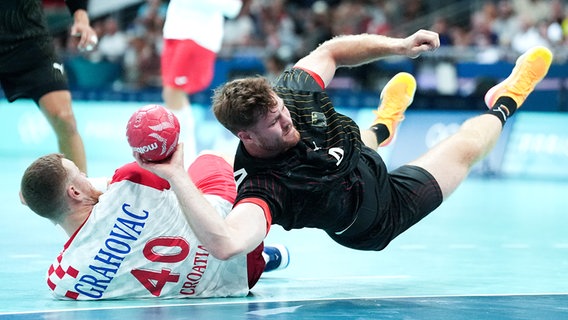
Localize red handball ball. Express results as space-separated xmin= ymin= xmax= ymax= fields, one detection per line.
xmin=126 ymin=104 xmax=180 ymax=162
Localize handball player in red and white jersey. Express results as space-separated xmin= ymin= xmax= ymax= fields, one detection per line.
xmin=20 ymin=150 xmax=288 ymax=300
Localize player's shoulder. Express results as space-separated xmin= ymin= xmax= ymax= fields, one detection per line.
xmin=111 ymin=162 xmax=171 ymax=190
xmin=273 ymin=68 xmax=324 ymax=92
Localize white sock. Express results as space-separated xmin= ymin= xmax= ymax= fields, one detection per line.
xmin=170 ymin=105 xmax=197 ymax=166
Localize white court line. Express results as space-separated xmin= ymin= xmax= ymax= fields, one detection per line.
xmin=448 ymin=244 xmax=478 ymax=249
xmin=2 ymin=292 xmax=568 ymax=316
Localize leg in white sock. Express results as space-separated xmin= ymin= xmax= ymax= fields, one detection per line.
xmin=170 ymin=105 xmax=197 ymax=166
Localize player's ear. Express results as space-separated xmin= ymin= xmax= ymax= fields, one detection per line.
xmin=67 ymin=185 xmax=81 ymax=200
xmin=237 ymin=130 xmax=253 ymax=142
xmin=19 ymin=191 xmax=28 ymax=206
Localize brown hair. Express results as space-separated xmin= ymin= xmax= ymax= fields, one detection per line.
xmin=20 ymin=153 xmax=69 ymax=221
xmin=212 ymin=77 xmax=277 ymax=135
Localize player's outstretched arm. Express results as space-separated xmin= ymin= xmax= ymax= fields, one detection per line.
xmin=135 ymin=144 xmax=266 ymax=260
xmin=294 ymin=29 xmax=440 ymax=87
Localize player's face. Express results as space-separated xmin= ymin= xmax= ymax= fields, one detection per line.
xmin=248 ymin=93 xmax=300 ymax=155
xmin=62 ymin=159 xmax=103 ymax=203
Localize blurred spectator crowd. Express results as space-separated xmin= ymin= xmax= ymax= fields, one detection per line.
xmin=45 ymin=0 xmax=568 ymax=93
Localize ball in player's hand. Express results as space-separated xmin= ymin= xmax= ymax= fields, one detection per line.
xmin=126 ymin=104 xmax=180 ymax=162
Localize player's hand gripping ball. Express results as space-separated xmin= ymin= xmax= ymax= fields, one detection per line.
xmin=126 ymin=104 xmax=180 ymax=162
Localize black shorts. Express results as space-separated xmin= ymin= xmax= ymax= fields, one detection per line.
xmin=0 ymin=37 xmax=68 ymax=103
xmin=329 ymin=148 xmax=443 ymax=251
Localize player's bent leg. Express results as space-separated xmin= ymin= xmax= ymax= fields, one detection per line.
xmin=162 ymin=86 xmax=188 ymax=110
xmin=410 ymin=47 xmax=553 ymax=200
xmin=408 ymin=114 xmax=503 ymax=200
xmin=38 ymin=91 xmax=87 ymax=173
xmin=188 ymin=152 xmax=237 ymax=203
xmin=197 ymin=150 xmax=235 ymax=167
xmin=163 ymin=86 xmax=197 ymax=165
xmin=246 ymin=243 xmax=290 ymax=289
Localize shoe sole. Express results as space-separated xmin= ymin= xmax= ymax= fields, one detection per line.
xmin=379 ymin=72 xmax=417 ymax=107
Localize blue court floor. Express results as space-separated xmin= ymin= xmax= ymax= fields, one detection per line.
xmin=2 ymin=158 xmax=568 ymax=319
xmin=1 ymin=102 xmax=567 ymax=319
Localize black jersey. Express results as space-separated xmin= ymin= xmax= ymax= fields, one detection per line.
xmin=0 ymin=0 xmax=50 ymax=53
xmin=233 ymin=68 xmax=371 ymax=232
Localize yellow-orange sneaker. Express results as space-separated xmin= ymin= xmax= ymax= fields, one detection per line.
xmin=484 ymin=46 xmax=553 ymax=110
xmin=372 ymin=72 xmax=416 ymax=147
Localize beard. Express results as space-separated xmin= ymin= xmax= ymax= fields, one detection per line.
xmin=285 ymin=129 xmax=301 ymax=149
xmin=259 ymin=127 xmax=300 ymax=153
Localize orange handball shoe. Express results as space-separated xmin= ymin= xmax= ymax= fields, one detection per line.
xmin=371 ymin=72 xmax=416 ymax=147
xmin=484 ymin=46 xmax=553 ymax=111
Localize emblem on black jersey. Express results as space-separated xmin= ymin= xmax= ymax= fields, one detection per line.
xmin=311 ymin=112 xmax=326 ymax=127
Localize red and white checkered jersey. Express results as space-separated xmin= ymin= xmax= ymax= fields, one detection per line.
xmin=46 ymin=157 xmax=248 ymax=300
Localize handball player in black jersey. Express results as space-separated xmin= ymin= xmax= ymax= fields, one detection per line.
xmin=138 ymin=30 xmax=551 ymax=259
xmin=0 ymin=0 xmax=97 ymax=173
